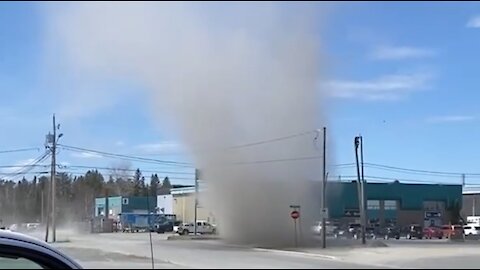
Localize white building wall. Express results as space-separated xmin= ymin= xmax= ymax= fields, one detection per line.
xmin=157 ymin=194 xmax=174 ymax=214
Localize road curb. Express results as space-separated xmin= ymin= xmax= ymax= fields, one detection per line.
xmin=252 ymin=247 xmax=339 ymax=260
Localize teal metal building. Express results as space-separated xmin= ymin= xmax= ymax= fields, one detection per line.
xmin=326 ymin=181 xmax=462 ymax=227
xmin=95 ymin=196 xmax=157 ymax=218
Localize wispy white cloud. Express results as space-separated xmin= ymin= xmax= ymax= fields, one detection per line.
xmin=115 ymin=140 xmax=125 ymax=146
xmin=58 ymin=161 xmax=70 ymax=167
xmin=426 ymin=115 xmax=476 ymax=123
xmin=0 ymin=159 xmax=36 ymax=174
xmin=370 ymin=46 xmax=436 ymax=60
xmin=70 ymin=152 xmax=103 ymax=159
xmin=467 ymin=15 xmax=480 ymax=28
xmin=134 ymin=141 xmax=185 ymax=155
xmin=326 ymin=72 xmax=433 ymax=101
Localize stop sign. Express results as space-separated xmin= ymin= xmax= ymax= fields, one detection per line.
xmin=291 ymin=210 xmax=300 ymax=219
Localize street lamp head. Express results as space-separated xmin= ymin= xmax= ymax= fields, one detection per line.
xmin=354 ymin=136 xmax=360 ymax=147
xmin=58 ymin=133 xmax=64 ymax=139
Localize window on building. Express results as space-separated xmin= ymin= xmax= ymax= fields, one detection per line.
xmin=122 ymin=198 xmax=129 ymax=205
xmin=384 ymin=200 xmax=397 ymax=210
xmin=367 ymin=200 xmax=380 ymax=210
xmin=423 ymin=201 xmax=445 ymax=211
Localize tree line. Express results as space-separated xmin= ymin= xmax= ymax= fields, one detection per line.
xmin=0 ymin=168 xmax=174 ymax=226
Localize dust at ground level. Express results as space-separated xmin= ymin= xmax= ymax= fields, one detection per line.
xmin=29 ymin=232 xmax=480 ymax=269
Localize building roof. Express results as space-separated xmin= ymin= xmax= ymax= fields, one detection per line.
xmin=171 ymin=186 xmax=195 ymax=195
xmin=463 ymin=189 xmax=480 ymax=195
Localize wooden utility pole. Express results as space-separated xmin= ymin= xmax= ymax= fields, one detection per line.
xmin=44 ymin=114 xmax=61 ymax=243
xmin=321 ymin=127 xmax=327 ymax=249
xmin=194 ymin=169 xmax=199 ymax=235
xmin=359 ymin=136 xmax=366 ymax=245
xmin=354 ymin=136 xmax=366 ymax=245
xmin=51 ymin=115 xmax=57 ymax=243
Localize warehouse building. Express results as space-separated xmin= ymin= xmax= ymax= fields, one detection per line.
xmin=170 ymin=186 xmax=216 ymax=224
xmin=326 ymin=181 xmax=462 ymax=227
xmin=94 ymin=196 xmax=157 ymax=218
xmin=462 ymin=190 xmax=480 ymax=218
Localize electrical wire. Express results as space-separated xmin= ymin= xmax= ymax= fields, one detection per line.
xmin=1 ymin=151 xmax=51 ymax=181
xmin=0 ymin=147 xmax=40 ymax=154
xmin=58 ymin=144 xmax=192 ymax=167
xmin=230 ymin=156 xmax=322 ymax=165
xmin=60 ymin=165 xmax=195 ymax=175
xmin=329 ymin=175 xmax=460 ymax=185
xmin=363 ymin=163 xmax=465 ymax=176
xmin=227 ymin=130 xmax=317 ymax=150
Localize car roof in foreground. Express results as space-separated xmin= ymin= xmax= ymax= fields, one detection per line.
xmin=0 ymin=230 xmax=82 ymax=269
xmin=0 ymin=230 xmax=51 ymax=247
xmin=0 ymin=230 xmax=69 ymax=258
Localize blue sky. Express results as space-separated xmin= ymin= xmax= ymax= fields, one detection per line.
xmin=1 ymin=2 xmax=480 ymax=186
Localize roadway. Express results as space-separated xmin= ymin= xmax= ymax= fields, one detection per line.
xmin=49 ymin=233 xmax=385 ymax=269
xmin=26 ymin=231 xmax=480 ymax=269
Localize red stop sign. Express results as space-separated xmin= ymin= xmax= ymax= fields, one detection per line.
xmin=291 ymin=210 xmax=300 ymax=219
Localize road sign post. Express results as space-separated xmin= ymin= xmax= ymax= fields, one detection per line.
xmin=291 ymin=210 xmax=299 ymax=247
xmin=290 ymin=205 xmax=301 ymax=248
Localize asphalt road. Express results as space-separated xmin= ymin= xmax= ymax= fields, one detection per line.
xmin=50 ymin=233 xmax=385 ymax=269
xmin=25 ymin=231 xmax=480 ymax=269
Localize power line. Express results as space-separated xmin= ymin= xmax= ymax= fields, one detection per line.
xmin=60 ymin=164 xmax=195 ymax=175
xmin=54 ymin=169 xmax=195 ymax=182
xmin=364 ymin=163 xmax=465 ymax=176
xmin=0 ymin=147 xmax=40 ymax=154
xmin=1 ymin=152 xmax=50 ymax=176
xmin=0 ymin=164 xmax=48 ymax=168
xmin=58 ymin=144 xmax=193 ymax=167
xmin=330 ymin=175 xmax=460 ymax=185
xmin=335 ymin=162 xmax=480 ymax=178
xmin=228 ymin=130 xmax=317 ymax=150
xmin=334 ymin=163 xmax=356 ymax=167
xmin=1 ymin=151 xmax=51 ymax=181
xmin=352 ymin=164 xmax=463 ymax=178
xmin=230 ymin=155 xmax=322 ymax=165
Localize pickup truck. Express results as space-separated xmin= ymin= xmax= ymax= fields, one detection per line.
xmin=175 ymin=221 xmax=216 ymax=235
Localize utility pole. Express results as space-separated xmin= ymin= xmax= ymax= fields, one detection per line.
xmin=473 ymin=197 xmax=476 ymax=216
xmin=359 ymin=135 xmax=366 ymax=245
xmin=354 ymin=136 xmax=366 ymax=245
xmin=194 ymin=169 xmax=199 ymax=236
xmin=44 ymin=171 xmax=51 ymax=242
xmin=41 ymin=190 xmax=44 ymax=224
xmin=321 ymin=127 xmax=327 ymax=249
xmin=51 ymin=114 xmax=57 ymax=243
xmin=44 ymin=114 xmax=62 ymax=243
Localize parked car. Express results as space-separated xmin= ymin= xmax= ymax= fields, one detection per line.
xmin=365 ymin=227 xmax=378 ymax=239
xmin=155 ymin=220 xmax=174 ymax=234
xmin=311 ymin=221 xmax=337 ymax=236
xmin=441 ymin=225 xmax=464 ymax=239
xmin=173 ymin=221 xmax=184 ymax=234
xmin=406 ymin=224 xmax=423 ymax=239
xmin=348 ymin=223 xmax=362 ymax=239
xmin=423 ymin=227 xmax=443 ymax=239
xmin=377 ymin=226 xmax=401 ymax=240
xmin=463 ymin=225 xmax=480 ymax=236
